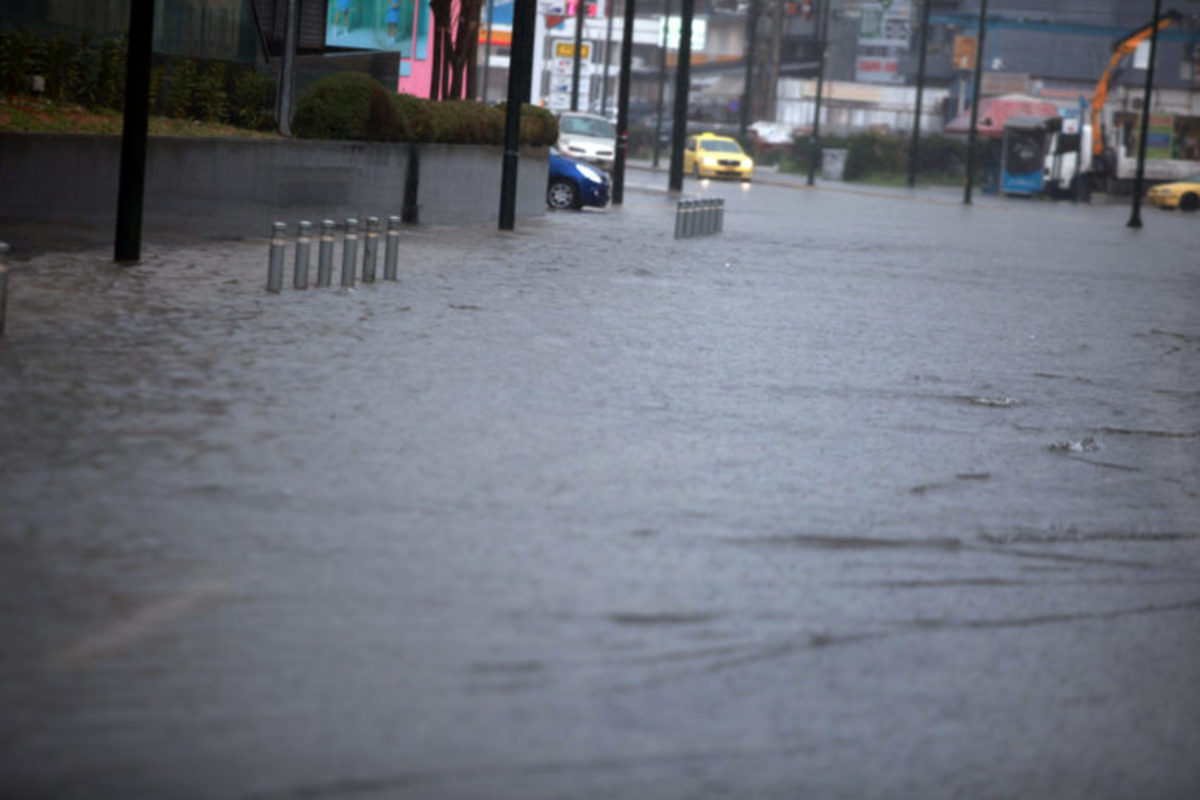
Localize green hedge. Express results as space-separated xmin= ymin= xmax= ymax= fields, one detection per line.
xmin=0 ymin=28 xmax=277 ymax=130
xmin=293 ymin=72 xmax=557 ymax=146
xmin=782 ymin=130 xmax=987 ymax=184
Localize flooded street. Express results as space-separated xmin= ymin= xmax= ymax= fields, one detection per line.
xmin=2 ymin=176 xmax=1199 ymax=799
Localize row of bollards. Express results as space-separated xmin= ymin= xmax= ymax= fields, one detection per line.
xmin=268 ymin=216 xmax=402 ymax=293
xmin=674 ymin=198 xmax=724 ymax=240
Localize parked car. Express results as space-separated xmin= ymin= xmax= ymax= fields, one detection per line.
xmin=547 ymin=152 xmax=610 ymax=210
xmin=556 ymin=111 xmax=616 ymax=171
xmin=683 ymin=132 xmax=755 ymax=181
xmin=1146 ymin=174 xmax=1200 ymax=211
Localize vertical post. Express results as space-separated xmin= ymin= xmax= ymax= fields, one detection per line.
xmin=612 ymin=0 xmax=637 ymax=204
xmin=571 ymin=0 xmax=586 ymax=111
xmin=267 ymin=222 xmax=286 ymax=293
xmin=341 ymin=218 xmax=359 ymax=287
xmin=294 ymin=221 xmax=311 ymax=289
xmin=1128 ymin=0 xmax=1162 ymax=230
xmin=739 ymin=0 xmax=760 ymax=138
xmin=806 ymin=0 xmax=831 ymax=186
xmin=384 ymin=215 xmax=401 ymax=279
xmin=316 ymin=220 xmax=335 ymax=287
xmin=500 ymin=0 xmax=536 ymax=230
xmin=278 ymin=0 xmax=299 ymax=136
xmin=907 ymin=0 xmax=932 ymax=188
xmin=652 ymin=0 xmax=672 ymax=169
xmin=963 ymin=0 xmax=989 ymax=205
xmin=601 ymin=0 xmax=615 ymax=116
xmin=361 ymin=216 xmax=379 ymax=282
xmin=113 ymin=0 xmax=155 ymax=263
xmin=667 ymin=0 xmax=695 ymax=192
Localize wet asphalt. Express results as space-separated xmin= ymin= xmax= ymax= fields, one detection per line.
xmin=1 ymin=169 xmax=1199 ymax=800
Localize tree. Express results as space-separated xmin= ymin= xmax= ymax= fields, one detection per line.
xmin=429 ymin=0 xmax=483 ymax=100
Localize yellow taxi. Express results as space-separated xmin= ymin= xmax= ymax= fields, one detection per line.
xmin=683 ymin=133 xmax=754 ymax=181
xmin=1146 ymin=173 xmax=1200 ymax=211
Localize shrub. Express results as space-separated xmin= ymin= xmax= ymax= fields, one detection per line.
xmin=390 ymin=91 xmax=434 ymax=141
xmin=843 ymin=130 xmax=907 ymax=180
xmin=293 ymin=71 xmax=393 ymax=140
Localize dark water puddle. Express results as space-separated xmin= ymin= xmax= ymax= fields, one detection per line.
xmin=728 ymin=533 xmax=963 ymax=551
xmin=980 ymin=530 xmax=1200 ymax=545
xmin=608 ymin=612 xmax=717 ymax=626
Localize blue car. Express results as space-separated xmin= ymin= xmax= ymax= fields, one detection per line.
xmin=547 ymin=152 xmax=610 ymax=210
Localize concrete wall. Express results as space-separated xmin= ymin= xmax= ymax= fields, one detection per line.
xmin=0 ymin=134 xmax=549 ymax=238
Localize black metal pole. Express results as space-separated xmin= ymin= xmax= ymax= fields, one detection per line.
xmin=652 ymin=0 xmax=672 ymax=168
xmin=806 ymin=0 xmax=831 ymax=186
xmin=114 ymin=0 xmax=154 ymax=263
xmin=1128 ymin=0 xmax=1162 ymax=229
xmin=571 ymin=0 xmax=586 ymax=110
xmin=739 ymin=0 xmax=760 ymax=138
xmin=601 ymin=0 xmax=615 ymax=115
xmin=963 ymin=0 xmax=988 ymax=205
xmin=500 ymin=0 xmax=536 ymax=230
xmin=482 ymin=0 xmax=496 ymax=101
xmin=907 ymin=0 xmax=931 ymax=187
xmin=667 ymin=0 xmax=694 ymax=191
xmin=613 ymin=0 xmax=637 ymax=204
xmin=278 ymin=0 xmax=298 ymax=135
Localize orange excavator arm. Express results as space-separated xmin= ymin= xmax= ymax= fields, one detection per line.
xmin=1091 ymin=11 xmax=1182 ymax=158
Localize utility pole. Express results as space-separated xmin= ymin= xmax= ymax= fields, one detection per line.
xmin=277 ymin=0 xmax=299 ymax=135
xmin=114 ymin=0 xmax=154 ymax=263
xmin=1128 ymin=0 xmax=1162 ymax=229
xmin=601 ymin=0 xmax=615 ymax=115
xmin=571 ymin=0 xmax=586 ymax=110
xmin=667 ymin=0 xmax=695 ymax=191
xmin=614 ymin=0 xmax=637 ymax=203
xmin=963 ymin=0 xmax=988 ymax=205
xmin=767 ymin=0 xmax=784 ymax=120
xmin=907 ymin=0 xmax=932 ymax=188
xmin=500 ymin=0 xmax=536 ymax=230
xmin=806 ymin=0 xmax=831 ymax=186
xmin=482 ymin=0 xmax=496 ymax=101
xmin=652 ymin=0 xmax=672 ymax=168
xmin=739 ymin=0 xmax=761 ymax=137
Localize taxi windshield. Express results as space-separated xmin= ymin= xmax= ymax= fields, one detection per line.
xmin=700 ymin=139 xmax=742 ymax=153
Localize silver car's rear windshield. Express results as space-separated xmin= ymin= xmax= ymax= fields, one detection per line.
xmin=561 ymin=116 xmax=615 ymax=138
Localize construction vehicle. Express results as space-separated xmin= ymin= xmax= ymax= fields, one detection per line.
xmin=1043 ymin=10 xmax=1200 ymax=197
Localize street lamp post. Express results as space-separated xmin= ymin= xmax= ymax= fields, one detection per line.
xmin=613 ymin=0 xmax=637 ymax=204
xmin=963 ymin=0 xmax=989 ymax=205
xmin=1127 ymin=0 xmax=1163 ymax=229
xmin=907 ymin=0 xmax=932 ymax=188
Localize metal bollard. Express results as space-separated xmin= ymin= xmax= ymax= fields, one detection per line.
xmin=267 ymin=221 xmax=286 ymax=293
xmin=701 ymin=200 xmax=714 ymax=236
xmin=716 ymin=198 xmax=724 ymax=234
xmin=685 ymin=200 xmax=699 ymax=239
xmin=361 ymin=216 xmax=379 ymax=283
xmin=674 ymin=201 xmax=685 ymax=239
xmin=0 ymin=242 xmax=9 ymax=337
xmin=341 ymin=218 xmax=359 ymax=288
xmin=383 ymin=215 xmax=401 ymax=280
xmin=294 ymin=221 xmax=312 ymax=289
xmin=316 ymin=220 xmax=335 ymax=287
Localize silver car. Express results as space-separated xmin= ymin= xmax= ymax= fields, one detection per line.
xmin=556 ymin=112 xmax=616 ymax=172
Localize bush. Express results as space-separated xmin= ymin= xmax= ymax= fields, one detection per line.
xmin=843 ymin=130 xmax=907 ymax=180
xmin=294 ymin=74 xmax=559 ymax=147
xmin=293 ymin=71 xmax=394 ymax=140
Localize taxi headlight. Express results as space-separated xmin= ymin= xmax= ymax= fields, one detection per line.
xmin=703 ymin=156 xmax=718 ymax=166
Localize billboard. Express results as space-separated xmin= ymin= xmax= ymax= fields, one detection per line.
xmin=326 ymin=0 xmax=431 ymax=59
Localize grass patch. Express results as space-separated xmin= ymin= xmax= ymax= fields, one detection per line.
xmin=0 ymin=94 xmax=280 ymax=138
